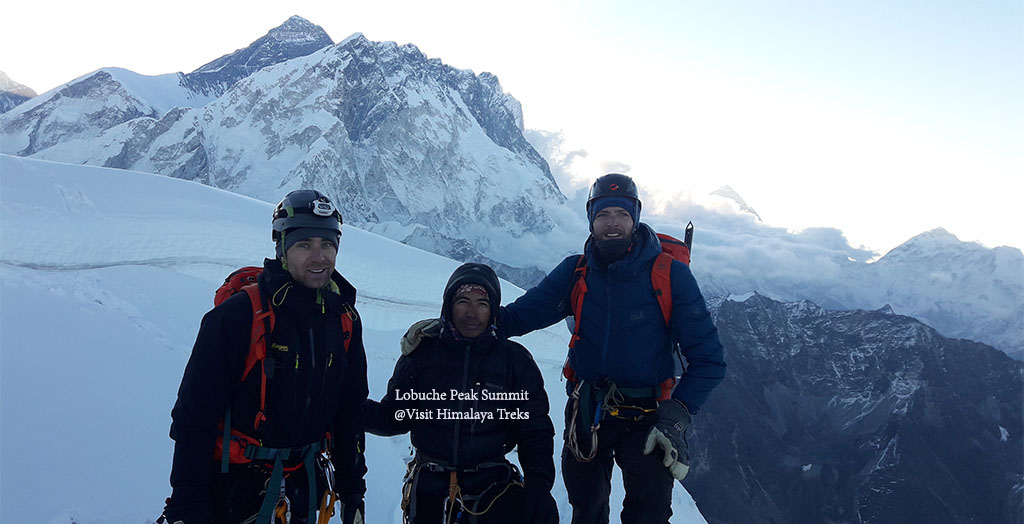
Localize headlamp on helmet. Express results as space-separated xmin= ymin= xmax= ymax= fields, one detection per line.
xmin=272 ymin=190 xmax=343 ymax=242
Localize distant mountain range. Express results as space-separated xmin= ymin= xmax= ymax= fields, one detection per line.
xmin=0 ymin=16 xmax=562 ymax=285
xmin=0 ymin=16 xmax=1020 ymax=362
xmin=682 ymin=226 xmax=1024 ymax=360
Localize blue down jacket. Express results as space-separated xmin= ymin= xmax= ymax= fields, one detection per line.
xmin=500 ymin=223 xmax=726 ymax=411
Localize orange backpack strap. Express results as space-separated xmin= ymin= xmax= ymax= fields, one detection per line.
xmin=218 ymin=284 xmax=274 ymax=473
xmin=241 ymin=284 xmax=274 ymax=430
xmin=341 ymin=304 xmax=357 ymax=352
xmin=568 ymin=255 xmax=588 ymax=349
xmin=562 ymin=255 xmax=588 ymax=381
xmin=651 ymin=252 xmax=679 ymax=401
xmin=651 ymin=252 xmax=673 ymax=326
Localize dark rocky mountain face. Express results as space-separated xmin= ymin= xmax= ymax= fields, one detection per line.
xmin=685 ymin=294 xmax=1023 ymax=524
xmin=0 ymin=92 xmax=32 ymax=114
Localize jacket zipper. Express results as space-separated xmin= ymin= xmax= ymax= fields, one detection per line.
xmin=603 ymin=271 xmax=612 ymax=372
xmin=451 ymin=343 xmax=471 ymax=467
xmin=315 ymin=321 xmax=333 ymax=405
xmin=306 ymin=327 xmax=317 ymax=419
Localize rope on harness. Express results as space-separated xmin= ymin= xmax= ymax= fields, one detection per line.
xmin=567 ymin=380 xmax=661 ymax=462
xmin=442 ymin=464 xmax=524 ymax=522
xmin=402 ymin=459 xmax=522 ymax=523
xmin=566 ymin=381 xmax=600 ymax=462
xmin=452 ymin=477 xmax=523 ymax=517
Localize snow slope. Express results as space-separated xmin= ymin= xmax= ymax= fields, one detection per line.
xmin=0 ymin=154 xmax=707 ymax=524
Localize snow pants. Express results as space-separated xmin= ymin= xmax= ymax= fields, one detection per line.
xmin=561 ymin=400 xmax=675 ymax=524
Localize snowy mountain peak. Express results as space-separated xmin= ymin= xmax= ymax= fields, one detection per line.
xmin=907 ymin=227 xmax=961 ymax=245
xmin=881 ymin=227 xmax=985 ymax=262
xmin=0 ymin=71 xmax=37 ymax=115
xmin=871 ymin=226 xmax=1024 ymax=358
xmin=268 ymin=15 xmax=330 ymax=44
xmin=340 ymin=32 xmax=367 ymax=46
xmin=0 ymin=71 xmax=36 ymax=97
xmin=710 ymin=185 xmax=762 ymax=221
xmin=183 ymin=16 xmax=333 ymax=97
xmin=875 ymin=304 xmax=895 ymax=315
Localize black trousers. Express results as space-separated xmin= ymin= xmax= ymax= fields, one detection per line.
xmin=406 ymin=463 xmax=528 ymax=524
xmin=562 ymin=401 xmax=674 ymax=524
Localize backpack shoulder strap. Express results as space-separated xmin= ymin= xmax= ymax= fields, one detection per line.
xmin=651 ymin=252 xmax=673 ymax=326
xmin=219 ymin=283 xmax=274 ymax=472
xmin=340 ymin=304 xmax=357 ymax=352
xmin=240 ymin=284 xmax=274 ymax=380
xmin=568 ymin=255 xmax=588 ymax=349
xmin=240 ymin=284 xmax=274 ymax=431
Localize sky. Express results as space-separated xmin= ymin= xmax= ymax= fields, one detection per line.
xmin=2 ymin=0 xmax=1021 ymax=254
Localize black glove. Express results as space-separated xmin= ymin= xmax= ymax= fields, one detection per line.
xmin=521 ymin=480 xmax=558 ymax=524
xmin=339 ymin=495 xmax=364 ymax=524
xmin=400 ymin=318 xmax=441 ymax=355
xmin=642 ymin=399 xmax=692 ymax=480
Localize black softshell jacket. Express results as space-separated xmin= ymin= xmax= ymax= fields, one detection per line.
xmin=367 ymin=328 xmax=556 ymax=490
xmin=167 ymin=259 xmax=368 ymax=521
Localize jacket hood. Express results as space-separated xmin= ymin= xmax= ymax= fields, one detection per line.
xmin=440 ymin=263 xmax=501 ymax=320
xmin=439 ymin=263 xmax=501 ymax=345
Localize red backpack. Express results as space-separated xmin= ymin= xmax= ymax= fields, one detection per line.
xmin=211 ymin=266 xmax=356 ymax=470
xmin=564 ymin=223 xmax=693 ymax=400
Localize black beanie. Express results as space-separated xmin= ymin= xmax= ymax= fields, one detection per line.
xmin=277 ymin=227 xmax=340 ymax=258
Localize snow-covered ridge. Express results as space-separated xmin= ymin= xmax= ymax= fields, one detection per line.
xmin=101 ymin=68 xmax=213 ymax=113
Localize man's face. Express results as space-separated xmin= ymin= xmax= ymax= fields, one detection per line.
xmin=451 ymin=293 xmax=491 ymax=338
xmin=592 ymin=206 xmax=634 ymax=242
xmin=284 ymin=237 xmax=337 ymax=289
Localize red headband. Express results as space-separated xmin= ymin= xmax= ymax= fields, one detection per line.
xmin=454 ymin=284 xmax=489 ymax=300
